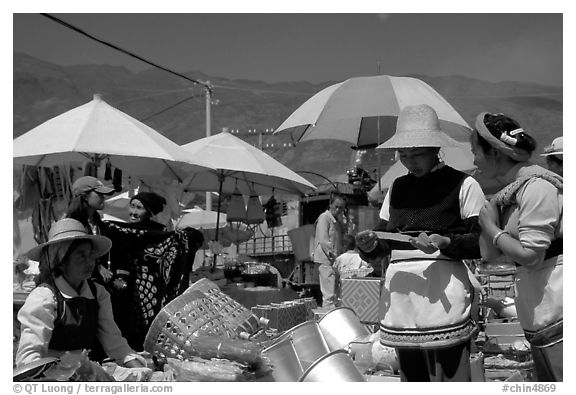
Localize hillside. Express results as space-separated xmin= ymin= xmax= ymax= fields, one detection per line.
xmin=13 ymin=53 xmax=562 ymax=180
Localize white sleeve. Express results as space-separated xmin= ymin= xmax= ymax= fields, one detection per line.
xmin=15 ymin=287 xmax=57 ymax=367
xmin=459 ymin=176 xmax=486 ymax=219
xmin=379 ymin=185 xmax=392 ymax=221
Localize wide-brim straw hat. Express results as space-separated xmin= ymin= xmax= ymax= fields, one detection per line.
xmin=26 ymin=218 xmax=112 ymax=262
xmin=377 ymin=104 xmax=460 ymax=150
xmin=540 ymin=136 xmax=563 ymax=157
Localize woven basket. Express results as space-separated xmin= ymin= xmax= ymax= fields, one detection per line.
xmin=338 ymin=267 xmax=374 ymax=279
xmin=144 ymin=278 xmax=260 ymax=360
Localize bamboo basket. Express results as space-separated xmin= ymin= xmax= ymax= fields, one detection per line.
xmin=144 ymin=278 xmax=260 ymax=360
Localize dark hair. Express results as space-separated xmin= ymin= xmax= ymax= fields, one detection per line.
xmin=342 ymin=234 xmax=356 ymax=251
xmin=481 ymin=113 xmax=537 ymax=154
xmin=473 ymin=130 xmax=494 ymax=155
xmin=35 ymin=239 xmax=92 ymax=286
xmin=330 ymin=194 xmax=347 ymax=206
xmin=65 ymin=195 xmax=103 ymax=230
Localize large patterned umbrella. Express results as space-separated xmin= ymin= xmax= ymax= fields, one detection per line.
xmin=274 ymin=75 xmax=471 ymax=148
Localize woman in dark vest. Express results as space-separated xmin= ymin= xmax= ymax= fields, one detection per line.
xmin=355 ymin=104 xmax=485 ymax=381
xmin=15 ymin=218 xmax=145 ymax=368
xmin=472 ymin=113 xmax=563 ymax=381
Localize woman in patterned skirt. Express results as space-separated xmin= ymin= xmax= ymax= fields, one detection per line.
xmin=356 ymin=104 xmax=485 ymax=381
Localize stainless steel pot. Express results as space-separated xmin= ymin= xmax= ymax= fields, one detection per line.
xmin=318 ymin=306 xmax=370 ymax=350
xmin=273 ymin=320 xmax=330 ymax=369
xmin=262 ymin=338 xmax=303 ymax=382
xmin=299 ymin=350 xmax=366 ymax=382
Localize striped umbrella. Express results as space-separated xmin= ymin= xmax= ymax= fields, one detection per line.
xmin=274 ymin=75 xmax=470 ymax=148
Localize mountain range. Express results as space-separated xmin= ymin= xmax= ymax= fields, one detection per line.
xmin=13 ymin=52 xmax=562 ymax=182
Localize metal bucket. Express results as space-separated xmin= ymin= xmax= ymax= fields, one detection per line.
xmin=318 ymin=306 xmax=370 ymax=350
xmin=299 ymin=350 xmax=366 ymax=382
xmin=273 ymin=320 xmax=330 ymax=369
xmin=262 ymin=338 xmax=304 ymax=382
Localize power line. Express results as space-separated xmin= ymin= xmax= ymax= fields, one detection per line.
xmin=115 ymin=88 xmax=193 ymax=104
xmin=212 ymin=83 xmax=314 ymax=96
xmin=41 ymin=13 xmax=211 ymax=92
xmin=142 ymin=94 xmax=203 ymax=122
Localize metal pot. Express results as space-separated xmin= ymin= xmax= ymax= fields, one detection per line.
xmin=262 ymin=338 xmax=303 ymax=382
xmin=298 ymin=350 xmax=366 ymax=382
xmin=318 ymin=306 xmax=370 ymax=350
xmin=273 ymin=320 xmax=330 ymax=369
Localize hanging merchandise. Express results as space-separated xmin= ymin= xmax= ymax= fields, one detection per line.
xmin=15 ymin=165 xmax=40 ymax=211
xmin=104 ymin=160 xmax=112 ymax=181
xmin=263 ymin=196 xmax=282 ymax=228
xmin=31 ymin=196 xmax=57 ymax=245
xmin=83 ymin=160 xmax=98 ymax=177
xmin=58 ymin=163 xmax=74 ymax=205
xmin=113 ymin=168 xmax=123 ymax=192
xmin=226 ymin=187 xmax=246 ymax=223
xmin=38 ymin=167 xmax=55 ymax=198
xmin=51 ymin=166 xmax=66 ymax=200
xmin=245 ymin=195 xmax=265 ymax=225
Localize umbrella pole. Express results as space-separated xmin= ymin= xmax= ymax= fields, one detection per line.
xmin=212 ymin=173 xmax=224 ymax=271
xmin=377 ymin=117 xmax=382 ymax=191
xmin=377 ymin=63 xmax=382 ymax=192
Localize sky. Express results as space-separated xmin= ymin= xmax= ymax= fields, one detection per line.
xmin=13 ymin=12 xmax=564 ymax=87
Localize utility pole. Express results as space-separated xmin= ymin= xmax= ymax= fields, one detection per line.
xmin=205 ymin=81 xmax=212 ymax=210
xmin=376 ymin=62 xmax=382 ymax=191
xmin=258 ymin=130 xmax=263 ymax=150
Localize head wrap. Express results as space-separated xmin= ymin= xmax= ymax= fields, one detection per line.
xmin=130 ymin=192 xmax=167 ymax=216
xmin=475 ymin=112 xmax=535 ymax=162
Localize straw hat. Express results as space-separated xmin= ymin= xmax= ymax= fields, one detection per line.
xmin=26 ymin=218 xmax=112 ymax=262
xmin=540 ymin=136 xmax=563 ymax=157
xmin=377 ymin=104 xmax=459 ymax=150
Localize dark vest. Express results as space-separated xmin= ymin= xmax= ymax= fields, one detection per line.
xmin=40 ymin=280 xmax=99 ymax=351
xmin=386 ymin=166 xmax=467 ymax=236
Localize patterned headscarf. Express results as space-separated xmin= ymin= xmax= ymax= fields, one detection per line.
xmin=475 ymin=112 xmax=536 ymax=162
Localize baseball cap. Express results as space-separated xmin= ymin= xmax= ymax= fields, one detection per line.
xmin=72 ymin=176 xmax=115 ymax=196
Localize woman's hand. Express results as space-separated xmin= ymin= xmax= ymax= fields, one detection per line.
xmin=98 ymin=265 xmax=114 ymax=282
xmin=429 ymin=234 xmax=451 ymax=250
xmin=409 ymin=232 xmax=439 ymax=254
xmin=479 ymin=200 xmax=500 ymax=234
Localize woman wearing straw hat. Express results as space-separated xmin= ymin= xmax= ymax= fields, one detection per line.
xmin=540 ymin=136 xmax=563 ymax=177
xmin=355 ymin=104 xmax=486 ymax=381
xmin=15 ymin=218 xmax=147 ymax=369
xmin=471 ymin=113 xmax=563 ymax=381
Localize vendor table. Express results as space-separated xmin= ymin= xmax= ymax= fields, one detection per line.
xmin=220 ymin=284 xmax=299 ymax=309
